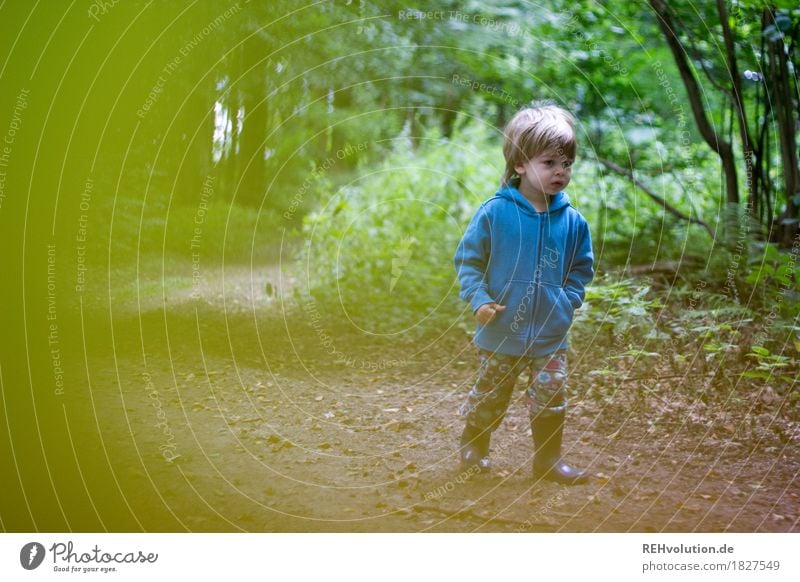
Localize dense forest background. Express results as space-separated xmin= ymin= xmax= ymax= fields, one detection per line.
xmin=4 ymin=1 xmax=799 ymax=297
xmin=0 ymin=0 xmax=798 ymax=532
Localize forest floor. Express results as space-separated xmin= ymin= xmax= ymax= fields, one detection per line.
xmin=75 ymin=264 xmax=799 ymax=533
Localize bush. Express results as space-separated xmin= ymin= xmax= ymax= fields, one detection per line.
xmin=296 ymin=120 xmax=501 ymax=333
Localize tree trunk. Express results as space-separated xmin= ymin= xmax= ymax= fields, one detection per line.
xmin=174 ymin=62 xmax=215 ymax=205
xmin=237 ymin=36 xmax=268 ymax=206
xmin=222 ymin=46 xmax=242 ymax=200
xmin=649 ymin=0 xmax=739 ymax=205
xmin=766 ymin=9 xmax=800 ymax=244
xmin=716 ymin=0 xmax=756 ymax=206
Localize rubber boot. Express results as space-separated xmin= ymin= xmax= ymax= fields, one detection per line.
xmin=460 ymin=423 xmax=491 ymax=473
xmin=531 ymin=410 xmax=589 ymax=485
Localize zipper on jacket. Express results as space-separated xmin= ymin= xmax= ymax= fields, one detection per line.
xmin=526 ymin=215 xmax=544 ymax=352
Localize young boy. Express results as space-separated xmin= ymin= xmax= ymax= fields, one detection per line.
xmin=453 ymin=102 xmax=594 ymax=485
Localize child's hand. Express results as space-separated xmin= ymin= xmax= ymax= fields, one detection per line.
xmin=475 ymin=302 xmax=506 ymax=325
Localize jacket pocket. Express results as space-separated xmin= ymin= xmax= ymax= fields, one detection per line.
xmin=536 ymin=284 xmax=574 ymax=338
xmin=489 ymin=280 xmax=535 ymax=337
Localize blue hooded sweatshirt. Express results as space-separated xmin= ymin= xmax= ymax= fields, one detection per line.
xmin=454 ymin=184 xmax=594 ymax=357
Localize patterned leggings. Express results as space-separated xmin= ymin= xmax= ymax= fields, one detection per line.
xmin=460 ymin=350 xmax=568 ymax=432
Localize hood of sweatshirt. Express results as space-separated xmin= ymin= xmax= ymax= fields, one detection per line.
xmin=495 ymin=184 xmax=571 ymax=216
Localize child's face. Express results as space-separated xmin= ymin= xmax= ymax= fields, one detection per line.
xmin=514 ymin=149 xmax=574 ymax=198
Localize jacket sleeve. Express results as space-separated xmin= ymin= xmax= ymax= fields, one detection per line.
xmin=454 ymin=205 xmax=495 ymax=313
xmin=563 ymin=219 xmax=594 ymax=310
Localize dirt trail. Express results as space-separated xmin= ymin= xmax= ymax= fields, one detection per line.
xmin=73 ymin=266 xmax=798 ymax=532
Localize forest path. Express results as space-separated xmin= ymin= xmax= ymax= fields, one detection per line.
xmin=76 ymin=266 xmax=798 ymax=532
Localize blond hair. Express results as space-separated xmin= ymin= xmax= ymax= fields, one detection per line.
xmin=501 ymin=101 xmax=577 ymax=186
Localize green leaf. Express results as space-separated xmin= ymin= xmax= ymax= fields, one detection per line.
xmin=741 ymin=370 xmax=770 ymax=379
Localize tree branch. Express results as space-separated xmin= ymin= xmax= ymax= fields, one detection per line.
xmin=669 ymin=7 xmax=735 ymax=100
xmin=594 ymin=156 xmax=715 ymax=238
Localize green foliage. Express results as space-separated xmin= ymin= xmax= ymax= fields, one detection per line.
xmin=573 ymin=277 xmax=663 ymax=346
xmin=568 ymin=157 xmax=722 ymax=267
xmin=743 ymin=345 xmax=797 ymax=383
xmin=91 ymin=191 xmax=281 ymax=265
xmin=744 ymin=243 xmax=800 ymax=315
xmin=575 ymin=275 xmax=798 ymax=403
xmin=165 ymin=200 xmax=283 ymax=263
xmin=67 ymin=179 xmax=284 ymax=313
xmin=297 ymin=120 xmax=500 ymax=332
xmin=52 ymin=0 xmax=798 ymax=333
xmin=693 ymin=210 xmax=800 ymax=317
